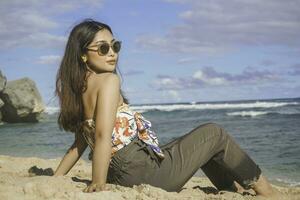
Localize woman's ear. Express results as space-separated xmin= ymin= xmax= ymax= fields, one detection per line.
xmin=81 ymin=55 xmax=87 ymax=63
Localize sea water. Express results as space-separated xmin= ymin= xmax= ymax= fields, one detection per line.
xmin=0 ymin=97 xmax=299 ymax=187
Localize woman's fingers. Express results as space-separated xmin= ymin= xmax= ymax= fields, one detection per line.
xmin=83 ymin=187 xmax=93 ymax=193
xmin=83 ymin=185 xmax=91 ymax=193
xmin=83 ymin=183 xmax=108 ymax=193
xmin=88 ymin=185 xmax=96 ymax=193
xmin=88 ymin=186 xmax=93 ymax=192
xmin=94 ymin=184 xmax=107 ymax=192
xmin=95 ymin=186 xmax=102 ymax=192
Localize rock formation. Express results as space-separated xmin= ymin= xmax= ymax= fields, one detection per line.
xmin=0 ymin=70 xmax=45 ymax=123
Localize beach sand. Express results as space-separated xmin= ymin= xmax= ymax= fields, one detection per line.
xmin=0 ymin=155 xmax=299 ymax=200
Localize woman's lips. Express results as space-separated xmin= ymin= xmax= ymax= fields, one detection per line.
xmin=106 ymin=60 xmax=116 ymax=65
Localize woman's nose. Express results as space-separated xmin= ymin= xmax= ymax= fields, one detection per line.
xmin=107 ymin=46 xmax=115 ymax=57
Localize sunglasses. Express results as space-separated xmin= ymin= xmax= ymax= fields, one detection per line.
xmin=86 ymin=40 xmax=122 ymax=56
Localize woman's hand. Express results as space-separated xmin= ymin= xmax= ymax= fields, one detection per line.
xmin=83 ymin=182 xmax=110 ymax=193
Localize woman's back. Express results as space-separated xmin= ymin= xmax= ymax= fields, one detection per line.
xmin=82 ymin=72 xmax=124 ymax=121
xmin=80 ymin=72 xmax=164 ymax=160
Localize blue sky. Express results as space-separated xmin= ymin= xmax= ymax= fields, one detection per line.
xmin=0 ymin=0 xmax=299 ymax=105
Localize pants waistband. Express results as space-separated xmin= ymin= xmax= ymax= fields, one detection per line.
xmin=114 ymin=136 xmax=162 ymax=167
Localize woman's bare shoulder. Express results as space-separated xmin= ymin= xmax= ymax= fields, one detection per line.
xmin=87 ymin=72 xmax=120 ymax=92
xmin=82 ymin=72 xmax=121 ymax=119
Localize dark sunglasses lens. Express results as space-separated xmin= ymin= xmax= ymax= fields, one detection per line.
xmin=112 ymin=41 xmax=121 ymax=53
xmin=98 ymin=43 xmax=110 ymax=55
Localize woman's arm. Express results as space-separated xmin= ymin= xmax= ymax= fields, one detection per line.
xmin=90 ymin=74 xmax=120 ymax=186
xmin=54 ymin=131 xmax=88 ymax=176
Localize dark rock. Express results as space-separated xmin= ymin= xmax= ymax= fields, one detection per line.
xmin=28 ymin=165 xmax=54 ymax=176
xmin=0 ymin=77 xmax=45 ymax=123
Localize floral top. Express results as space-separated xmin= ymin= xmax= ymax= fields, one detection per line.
xmin=80 ymin=103 xmax=165 ymax=161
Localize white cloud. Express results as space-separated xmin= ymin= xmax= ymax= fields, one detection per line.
xmin=153 ymin=75 xmax=184 ymax=90
xmin=136 ymin=34 xmax=229 ymax=55
xmin=177 ymin=57 xmax=197 ymax=64
xmin=152 ymin=66 xmax=281 ymax=90
xmin=139 ymin=0 xmax=300 ymax=54
xmin=0 ymin=0 xmax=104 ymax=49
xmin=36 ymin=55 xmax=61 ymax=65
xmin=193 ymin=70 xmax=227 ymax=86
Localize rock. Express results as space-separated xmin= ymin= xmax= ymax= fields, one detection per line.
xmin=0 ymin=70 xmax=6 ymax=92
xmin=0 ymin=99 xmax=4 ymax=124
xmin=0 ymin=77 xmax=45 ymax=123
xmin=0 ymin=98 xmax=3 ymax=122
xmin=0 ymin=70 xmax=6 ymax=123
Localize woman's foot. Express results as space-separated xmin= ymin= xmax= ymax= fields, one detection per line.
xmin=227 ymin=181 xmax=256 ymax=196
xmin=252 ymin=174 xmax=283 ymax=199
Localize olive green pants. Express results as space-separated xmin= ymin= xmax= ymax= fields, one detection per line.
xmin=107 ymin=122 xmax=262 ymax=192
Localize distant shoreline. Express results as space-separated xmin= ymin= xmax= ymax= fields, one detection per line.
xmin=45 ymin=96 xmax=300 ymax=107
xmin=130 ymin=96 xmax=300 ymax=106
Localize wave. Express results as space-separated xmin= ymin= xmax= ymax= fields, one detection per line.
xmin=274 ymin=177 xmax=300 ymax=187
xmin=44 ymin=101 xmax=299 ymax=114
xmin=227 ymin=110 xmax=300 ymax=117
xmin=131 ymin=101 xmax=299 ymax=112
xmin=227 ymin=111 xmax=269 ymax=117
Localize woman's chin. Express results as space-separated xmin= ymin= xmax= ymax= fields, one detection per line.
xmin=93 ymin=66 xmax=116 ymax=74
xmin=105 ymin=64 xmax=116 ymax=72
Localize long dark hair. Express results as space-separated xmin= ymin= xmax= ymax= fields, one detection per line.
xmin=55 ymin=18 xmax=129 ymax=134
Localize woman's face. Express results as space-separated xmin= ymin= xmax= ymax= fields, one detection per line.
xmin=85 ymin=29 xmax=119 ymax=73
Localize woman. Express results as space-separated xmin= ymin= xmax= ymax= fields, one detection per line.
xmin=53 ymin=19 xmax=280 ymax=198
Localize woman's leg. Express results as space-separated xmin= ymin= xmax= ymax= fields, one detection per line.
xmin=109 ymin=122 xmax=279 ymax=197
xmin=201 ymin=159 xmax=256 ymax=195
xmin=200 ymin=158 xmax=235 ymax=190
xmin=150 ymin=122 xmax=262 ymax=192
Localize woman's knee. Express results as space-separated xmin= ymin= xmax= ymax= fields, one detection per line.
xmin=199 ymin=122 xmax=228 ymax=137
xmin=201 ymin=122 xmax=222 ymax=131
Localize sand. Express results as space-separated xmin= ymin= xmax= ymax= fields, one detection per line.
xmin=0 ymin=155 xmax=299 ymax=200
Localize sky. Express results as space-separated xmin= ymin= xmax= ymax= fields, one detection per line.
xmin=0 ymin=0 xmax=300 ymax=105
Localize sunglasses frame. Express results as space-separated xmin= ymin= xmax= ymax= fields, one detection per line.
xmin=86 ymin=40 xmax=122 ymax=56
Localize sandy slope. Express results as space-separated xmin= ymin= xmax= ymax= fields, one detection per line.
xmin=0 ymin=155 xmax=299 ymax=200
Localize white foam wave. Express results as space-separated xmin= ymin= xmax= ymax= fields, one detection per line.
xmin=275 ymin=178 xmax=300 ymax=187
xmin=227 ymin=111 xmax=269 ymax=117
xmin=131 ymin=101 xmax=299 ymax=112
xmin=227 ymin=110 xmax=300 ymax=117
xmin=43 ymin=101 xmax=299 ymax=114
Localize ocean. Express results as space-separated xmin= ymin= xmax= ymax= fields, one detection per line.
xmin=0 ymin=97 xmax=299 ymax=187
